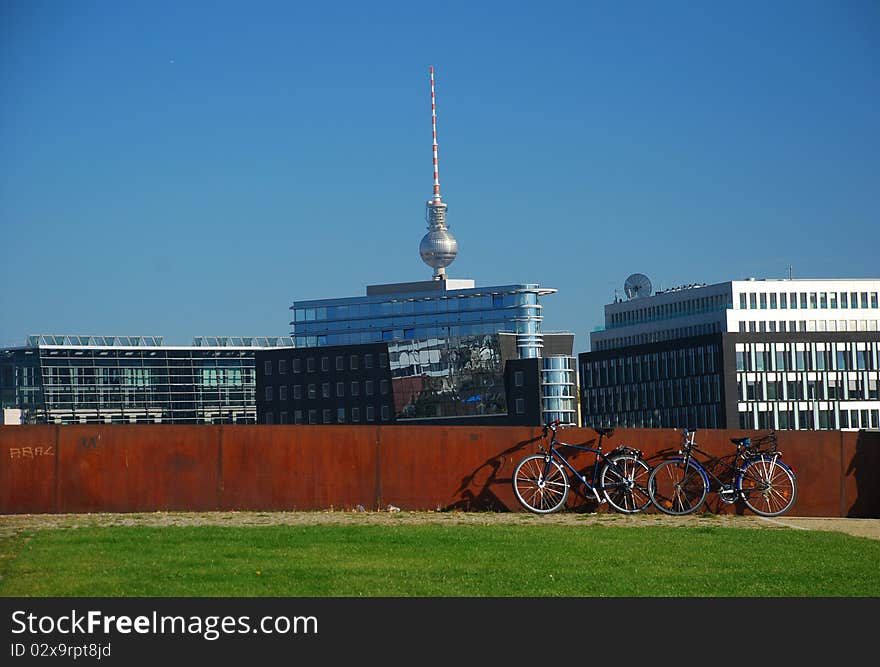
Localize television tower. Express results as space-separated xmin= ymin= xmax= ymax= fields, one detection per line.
xmin=419 ymin=66 xmax=458 ymax=280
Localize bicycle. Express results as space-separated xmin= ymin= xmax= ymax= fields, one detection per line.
xmin=512 ymin=420 xmax=652 ymax=514
xmin=647 ymin=428 xmax=797 ymax=517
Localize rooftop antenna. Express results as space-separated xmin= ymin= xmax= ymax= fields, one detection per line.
xmin=419 ymin=65 xmax=458 ymax=280
xmin=788 ymin=265 xmax=793 ymax=280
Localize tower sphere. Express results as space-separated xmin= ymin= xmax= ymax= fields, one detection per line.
xmin=420 ymin=227 xmax=458 ymax=270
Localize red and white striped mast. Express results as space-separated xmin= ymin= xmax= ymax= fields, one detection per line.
xmin=419 ymin=66 xmax=458 ymax=279
xmin=430 ymin=65 xmax=442 ymax=204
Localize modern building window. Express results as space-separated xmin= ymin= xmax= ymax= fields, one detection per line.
xmin=749 ymin=293 xmax=757 ymax=309
xmin=366 ymin=406 xmax=375 ymax=422
xmin=336 ymin=356 xmax=344 ymax=371
xmin=770 ymin=293 xmax=777 ymax=308
xmin=379 ymin=353 xmax=388 ymax=368
xmin=516 ymin=398 xmax=525 ymax=414
xmin=364 ymin=354 xmax=373 ymax=369
xmin=264 ymin=412 xmax=274 ymax=424
xmin=351 ymin=407 xmax=360 ymax=422
xmin=321 ymin=357 xmax=329 ymax=372
xmin=293 ymin=385 xmax=302 ymax=400
xmin=294 ymin=410 xmax=303 ymax=424
xmin=322 ymin=382 xmax=330 ymax=399
xmin=336 ymin=381 xmax=345 ymax=397
xmin=322 ymin=409 xmax=331 ymax=424
xmin=293 ymin=357 xmax=302 ymax=373
xmin=279 ymin=385 xmax=288 ymax=401
xmin=264 ymin=361 xmax=272 ymax=376
xmin=308 ymin=384 xmax=316 ymax=399
xmin=308 ymin=409 xmax=317 ymax=424
xmin=350 ymin=355 xmax=359 ymax=370
xmin=780 ymin=293 xmax=788 ymax=309
xmin=380 ymin=379 xmax=389 ymax=395
xmin=351 ymin=381 xmax=360 ymax=396
xmin=739 ymin=294 xmax=747 ymax=309
xmin=365 ymin=380 xmax=374 ymax=396
xmin=307 ymin=357 xmax=315 ymax=372
xmin=830 ymin=293 xmax=838 ymax=308
xmin=514 ymin=371 xmax=524 ymax=387
xmin=381 ymin=405 xmax=390 ymax=421
xmin=278 ymin=360 xmax=287 ymax=374
xmin=279 ymin=411 xmax=288 ymax=424
xmin=759 ymin=293 xmax=767 ymax=309
xmin=264 ymin=386 xmax=273 ymax=401
xmin=337 ymin=408 xmax=345 ymax=424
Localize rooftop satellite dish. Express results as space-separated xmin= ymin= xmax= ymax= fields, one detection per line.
xmin=624 ymin=273 xmax=652 ymax=299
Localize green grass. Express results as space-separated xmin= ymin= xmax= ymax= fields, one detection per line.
xmin=1 ymin=523 xmax=878 ymax=597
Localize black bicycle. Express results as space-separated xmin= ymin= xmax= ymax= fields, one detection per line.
xmin=512 ymin=421 xmax=652 ymax=514
xmin=648 ymin=428 xmax=797 ymax=517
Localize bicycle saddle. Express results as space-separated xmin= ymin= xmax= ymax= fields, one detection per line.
xmin=730 ymin=437 xmax=751 ymax=446
xmin=595 ymin=427 xmax=614 ymax=437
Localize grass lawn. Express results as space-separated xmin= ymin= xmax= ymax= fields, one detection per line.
xmin=2 ymin=521 xmax=878 ymax=597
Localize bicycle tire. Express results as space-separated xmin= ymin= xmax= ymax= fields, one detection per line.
xmin=512 ymin=454 xmax=570 ymax=514
xmin=648 ymin=458 xmax=709 ymax=516
xmin=737 ymin=455 xmax=797 ymax=517
xmin=600 ymin=453 xmax=652 ymax=513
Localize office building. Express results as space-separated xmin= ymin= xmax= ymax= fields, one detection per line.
xmin=0 ymin=335 xmax=293 ymax=424
xmin=580 ymin=276 xmax=880 ymax=430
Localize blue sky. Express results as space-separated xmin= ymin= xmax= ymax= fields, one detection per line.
xmin=1 ymin=0 xmax=877 ymax=355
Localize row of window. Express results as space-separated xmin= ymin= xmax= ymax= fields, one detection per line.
xmin=737 ymin=373 xmax=880 ymax=402
xmin=292 ymin=292 xmax=537 ymax=323
xmin=582 ymin=345 xmax=719 ymax=388
xmin=265 ymin=353 xmax=388 ymax=376
xmin=594 ymin=323 xmax=722 ymax=351
xmin=608 ymin=293 xmax=729 ymax=329
xmin=584 ymin=405 xmax=721 ymax=430
xmin=294 ymin=308 xmax=541 ymax=333
xmin=738 ymin=406 xmax=880 ymax=430
xmin=264 ymin=405 xmax=392 ymax=424
xmin=294 ymin=322 xmax=518 ymax=348
xmin=582 ymin=375 xmax=722 ymax=414
xmin=264 ymin=378 xmax=390 ymax=402
xmin=738 ymin=290 xmax=879 ymax=311
xmin=737 ymin=319 xmax=879 ymax=333
xmin=736 ymin=342 xmax=879 ymax=372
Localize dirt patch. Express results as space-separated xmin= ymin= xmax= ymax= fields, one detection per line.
xmin=2 ymin=511 xmax=878 ymax=540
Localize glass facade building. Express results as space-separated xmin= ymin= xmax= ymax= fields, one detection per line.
xmin=0 ymin=335 xmax=293 ymax=424
xmin=291 ymin=279 xmax=556 ymax=359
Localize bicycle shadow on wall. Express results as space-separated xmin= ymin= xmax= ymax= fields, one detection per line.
xmin=442 ymin=435 xmax=541 ymax=512
xmin=443 ymin=432 xmax=618 ymax=513
xmin=846 ymin=431 xmax=880 ymax=518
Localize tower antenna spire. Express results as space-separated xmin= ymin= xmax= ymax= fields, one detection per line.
xmin=419 ymin=66 xmax=458 ymax=280
xmin=430 ymin=65 xmax=441 ymax=203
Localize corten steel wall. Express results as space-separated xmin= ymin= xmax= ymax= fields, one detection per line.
xmin=1 ymin=425 xmax=878 ymax=517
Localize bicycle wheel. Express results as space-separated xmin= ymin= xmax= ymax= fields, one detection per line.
xmin=648 ymin=458 xmax=709 ymax=516
xmin=512 ymin=454 xmax=570 ymax=514
xmin=737 ymin=455 xmax=797 ymax=517
xmin=600 ymin=454 xmax=652 ymax=513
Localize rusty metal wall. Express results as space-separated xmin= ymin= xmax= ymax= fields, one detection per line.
xmin=1 ymin=425 xmax=877 ymax=517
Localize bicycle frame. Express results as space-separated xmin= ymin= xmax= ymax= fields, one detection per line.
xmin=678 ymin=430 xmax=783 ymax=501
xmin=540 ymin=429 xmax=619 ymax=504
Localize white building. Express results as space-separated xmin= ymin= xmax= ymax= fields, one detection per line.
xmin=581 ymin=278 xmax=880 ymax=431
